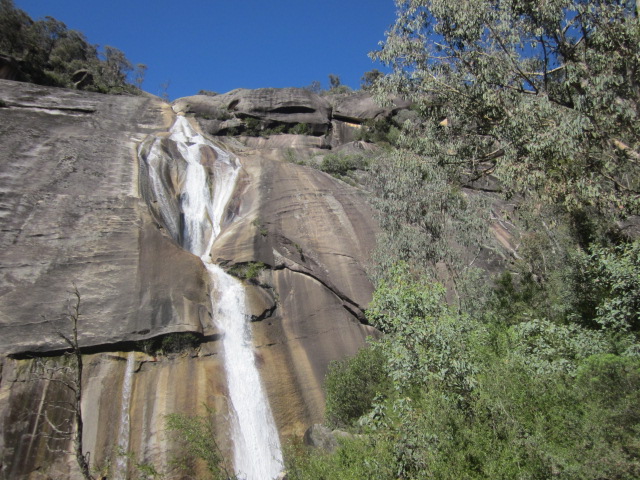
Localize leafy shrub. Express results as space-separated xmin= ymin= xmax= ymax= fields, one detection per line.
xmin=161 ymin=332 xmax=199 ymax=354
xmin=165 ymin=409 xmax=231 ymax=479
xmin=251 ymin=218 xmax=269 ymax=237
xmin=137 ymin=332 xmax=200 ymax=356
xmin=319 ymin=153 xmax=368 ymax=177
xmin=367 ymin=263 xmax=481 ymax=398
xmin=285 ymin=435 xmax=395 ymax=480
xmin=356 ymin=117 xmax=399 ymax=145
xmin=260 ymin=124 xmax=286 ymax=137
xmin=324 ymin=345 xmax=390 ymax=429
xmin=290 ymin=123 xmax=310 ymax=135
xmin=242 ymin=116 xmax=262 ymax=135
xmin=245 ymin=262 xmax=265 ymax=280
xmin=226 ymin=262 xmax=266 ymax=281
xmin=572 ymin=240 xmax=640 ymax=332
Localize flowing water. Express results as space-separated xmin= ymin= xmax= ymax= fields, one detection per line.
xmin=140 ymin=116 xmax=283 ymax=479
xmin=114 ymin=351 xmax=135 ymax=480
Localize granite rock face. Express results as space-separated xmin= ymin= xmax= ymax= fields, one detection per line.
xmin=329 ymin=91 xmax=389 ymax=122
xmin=0 ymin=79 xmax=209 ymax=355
xmin=173 ymin=87 xmax=332 ymax=133
xmin=0 ymin=82 xmax=381 ymax=479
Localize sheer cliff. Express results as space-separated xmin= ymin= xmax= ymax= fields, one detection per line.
xmin=0 ymin=80 xmax=381 ymax=479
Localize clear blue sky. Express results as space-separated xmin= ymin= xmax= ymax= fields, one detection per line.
xmin=16 ymin=0 xmax=396 ymax=100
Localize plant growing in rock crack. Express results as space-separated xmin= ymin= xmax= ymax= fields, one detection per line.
xmin=113 ymin=448 xmax=164 ymax=479
xmin=290 ymin=123 xmax=310 ymax=135
xmin=135 ymin=333 xmax=200 ymax=356
xmin=26 ymin=286 xmax=93 ymax=479
xmin=165 ymin=406 xmax=235 ymax=480
xmin=252 ymin=217 xmax=269 ymax=237
xmin=227 ymin=262 xmax=266 ymax=282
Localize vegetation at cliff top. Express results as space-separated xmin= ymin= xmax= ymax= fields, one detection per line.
xmin=287 ymin=1 xmax=640 ymax=478
xmin=0 ymin=0 xmax=144 ymax=93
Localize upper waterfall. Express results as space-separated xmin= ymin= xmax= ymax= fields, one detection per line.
xmin=140 ymin=115 xmax=240 ymax=255
xmin=139 ymin=115 xmax=283 ymax=479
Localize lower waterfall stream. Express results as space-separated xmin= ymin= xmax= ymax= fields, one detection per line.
xmin=140 ymin=116 xmax=283 ymax=479
xmin=114 ymin=351 xmax=135 ymax=480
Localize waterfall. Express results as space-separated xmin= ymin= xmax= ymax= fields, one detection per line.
xmin=206 ymin=262 xmax=283 ymax=480
xmin=140 ymin=116 xmax=283 ymax=479
xmin=114 ymin=351 xmax=135 ymax=480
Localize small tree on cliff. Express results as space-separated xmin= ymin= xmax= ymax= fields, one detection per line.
xmin=32 ymin=287 xmax=93 ymax=480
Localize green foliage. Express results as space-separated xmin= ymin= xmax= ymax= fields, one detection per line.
xmin=251 ymin=217 xmax=269 ymax=237
xmin=242 ymin=116 xmax=262 ymax=135
xmin=285 ymin=435 xmax=396 ymax=480
xmin=372 ymin=0 xmax=640 ymax=215
xmin=165 ymin=409 xmax=232 ymax=480
xmin=245 ymin=262 xmax=265 ymax=280
xmin=0 ymin=0 xmax=141 ymax=93
xmin=319 ymin=153 xmax=368 ymax=178
xmin=290 ymin=122 xmax=310 ymax=135
xmin=360 ymin=69 xmax=383 ymax=90
xmin=160 ymin=332 xmax=199 ymax=354
xmin=292 ymin=3 xmax=640 ymax=478
xmin=367 ymin=263 xmax=481 ymax=397
xmin=292 ymin=255 xmax=640 ymax=478
xmin=101 ymin=45 xmax=132 ymax=89
xmin=328 ymin=74 xmax=341 ymax=90
xmin=510 ymin=317 xmax=610 ymax=375
xmin=326 ymin=85 xmax=352 ymax=95
xmin=136 ymin=333 xmax=200 ymax=356
xmin=238 ymin=117 xmax=313 ymax=137
xmin=572 ymin=240 xmax=640 ymax=332
xmin=226 ymin=261 xmax=266 ymax=282
xmin=324 ymin=346 xmax=390 ymax=429
xmin=355 ymin=117 xmax=400 ymax=146
xmin=367 ymin=149 xmax=489 ymax=283
xmin=261 ymin=124 xmax=287 ymax=137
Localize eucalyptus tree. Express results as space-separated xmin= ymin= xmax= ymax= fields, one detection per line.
xmin=371 ymin=0 xmax=640 ymax=214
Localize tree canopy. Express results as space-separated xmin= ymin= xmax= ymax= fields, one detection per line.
xmin=371 ymin=0 xmax=640 ymax=214
xmin=0 ymin=0 xmax=143 ymax=93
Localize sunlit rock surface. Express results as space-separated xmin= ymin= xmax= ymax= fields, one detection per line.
xmin=327 ymin=91 xmax=408 ymax=122
xmin=0 ymin=79 xmax=210 ymax=355
xmin=0 ymin=81 xmax=380 ymax=479
xmin=173 ymin=87 xmax=332 ymax=133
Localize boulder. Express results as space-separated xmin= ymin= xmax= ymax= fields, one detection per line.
xmin=328 ymin=91 xmax=411 ymax=123
xmin=303 ymin=424 xmax=338 ymax=452
xmin=330 ymin=119 xmax=363 ymax=146
xmin=303 ymin=424 xmax=356 ymax=453
xmin=172 ymin=87 xmax=332 ymax=133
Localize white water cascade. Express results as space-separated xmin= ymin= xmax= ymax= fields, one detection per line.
xmin=142 ymin=116 xmax=283 ymax=479
xmin=114 ymin=351 xmax=135 ymax=480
